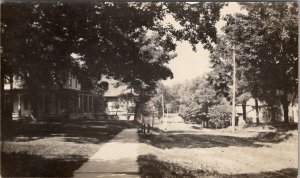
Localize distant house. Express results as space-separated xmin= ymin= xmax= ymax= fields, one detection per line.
xmin=3 ymin=74 xmax=97 ymax=121
xmin=236 ymin=97 xmax=298 ymax=123
xmin=102 ymin=79 xmax=135 ymax=120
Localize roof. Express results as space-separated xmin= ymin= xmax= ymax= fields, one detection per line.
xmin=104 ymin=85 xmax=129 ymax=97
xmin=236 ymin=92 xmax=252 ymax=104
xmin=102 ymin=77 xmax=131 ymax=97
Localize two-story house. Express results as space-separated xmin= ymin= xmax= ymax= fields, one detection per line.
xmin=3 ymin=74 xmax=96 ymax=121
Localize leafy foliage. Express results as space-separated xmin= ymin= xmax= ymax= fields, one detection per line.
xmin=228 ymin=2 xmax=297 ymax=122
xmin=166 ymin=76 xmax=220 ymax=122
xmin=208 ymin=2 xmax=297 ymax=122
xmin=1 ymin=2 xmax=224 ymax=90
xmin=1 ymin=2 xmax=225 ymax=119
xmin=208 ymin=99 xmax=231 ymax=121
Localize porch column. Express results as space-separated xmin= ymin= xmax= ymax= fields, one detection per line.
xmin=18 ymin=94 xmax=21 ymax=117
xmin=91 ymin=95 xmax=94 ymax=114
xmin=42 ymin=93 xmax=45 ymax=113
xmin=78 ymin=94 xmax=81 ymax=114
xmin=87 ymin=95 xmax=89 ymax=113
xmin=81 ymin=94 xmax=84 ymax=114
xmin=54 ymin=93 xmax=59 ymax=114
xmin=72 ymin=95 xmax=75 ymax=113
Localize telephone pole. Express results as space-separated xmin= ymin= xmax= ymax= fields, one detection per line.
xmin=162 ymin=94 xmax=164 ymax=121
xmin=232 ymin=44 xmax=236 ymax=131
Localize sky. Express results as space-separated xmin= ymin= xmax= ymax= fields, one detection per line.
xmin=162 ymin=2 xmax=246 ymax=86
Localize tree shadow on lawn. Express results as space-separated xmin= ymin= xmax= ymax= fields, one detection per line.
xmin=2 ymin=120 xmax=139 ymax=144
xmin=248 ymin=122 xmax=298 ymax=132
xmin=1 ymin=151 xmax=87 ymax=177
xmin=138 ymin=154 xmax=215 ymax=178
xmin=139 ymin=131 xmax=293 ymax=149
xmin=138 ymin=154 xmax=297 ymax=178
xmin=1 ymin=120 xmax=140 ymax=177
xmin=219 ymin=168 xmax=298 ymax=178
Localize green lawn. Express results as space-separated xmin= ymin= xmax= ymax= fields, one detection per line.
xmin=1 ymin=119 xmax=138 ymax=177
xmin=138 ymin=123 xmax=298 ymax=178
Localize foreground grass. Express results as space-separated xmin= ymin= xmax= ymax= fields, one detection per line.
xmin=139 ymin=130 xmax=294 ymax=149
xmin=138 ymin=123 xmax=298 ymax=177
xmin=138 ymin=154 xmax=297 ymax=178
xmin=1 ymin=119 xmax=138 ymax=177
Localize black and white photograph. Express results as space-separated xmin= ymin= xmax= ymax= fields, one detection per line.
xmin=1 ymin=1 xmax=298 ymax=177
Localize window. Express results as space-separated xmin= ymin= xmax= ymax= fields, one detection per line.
xmin=75 ymin=79 xmax=78 ymax=88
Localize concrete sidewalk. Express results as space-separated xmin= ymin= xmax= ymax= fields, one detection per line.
xmin=73 ymin=128 xmax=140 ymax=178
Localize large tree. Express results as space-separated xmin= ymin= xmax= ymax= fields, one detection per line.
xmin=1 ymin=2 xmax=224 ymax=119
xmin=208 ymin=36 xmax=257 ymax=124
xmin=222 ymin=2 xmax=298 ymax=123
xmin=208 ymin=2 xmax=297 ymax=124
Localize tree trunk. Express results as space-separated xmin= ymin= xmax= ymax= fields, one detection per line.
xmin=1 ymin=73 xmax=13 ymax=139
xmin=1 ymin=75 xmax=11 ymax=127
xmin=17 ymin=94 xmax=21 ymax=117
xmin=281 ymin=93 xmax=289 ymax=123
xmin=134 ymin=101 xmax=140 ymax=120
xmin=134 ymin=89 xmax=144 ymax=121
xmin=1 ymin=75 xmax=6 ymax=119
xmin=271 ymin=106 xmax=276 ymax=122
xmin=255 ymin=98 xmax=259 ymax=124
xmin=203 ymin=120 xmax=208 ymax=128
xmin=30 ymin=96 xmax=38 ymax=120
xmin=242 ymin=101 xmax=246 ymax=121
xmin=28 ymin=87 xmax=39 ymax=121
xmin=282 ymin=102 xmax=289 ymax=123
xmin=2 ymin=74 xmax=13 ymax=121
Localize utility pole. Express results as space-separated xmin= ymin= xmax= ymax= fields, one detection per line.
xmin=162 ymin=94 xmax=164 ymax=122
xmin=231 ymin=16 xmax=239 ymax=132
xmin=232 ymin=44 xmax=236 ymax=131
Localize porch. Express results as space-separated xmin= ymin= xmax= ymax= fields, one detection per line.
xmin=4 ymin=89 xmax=96 ymax=121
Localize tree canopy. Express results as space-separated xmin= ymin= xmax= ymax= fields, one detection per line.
xmin=1 ymin=2 xmax=224 ymax=92
xmin=209 ymin=2 xmax=298 ymax=122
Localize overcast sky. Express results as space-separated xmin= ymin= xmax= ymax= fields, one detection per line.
xmin=162 ymin=2 xmax=246 ymax=86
